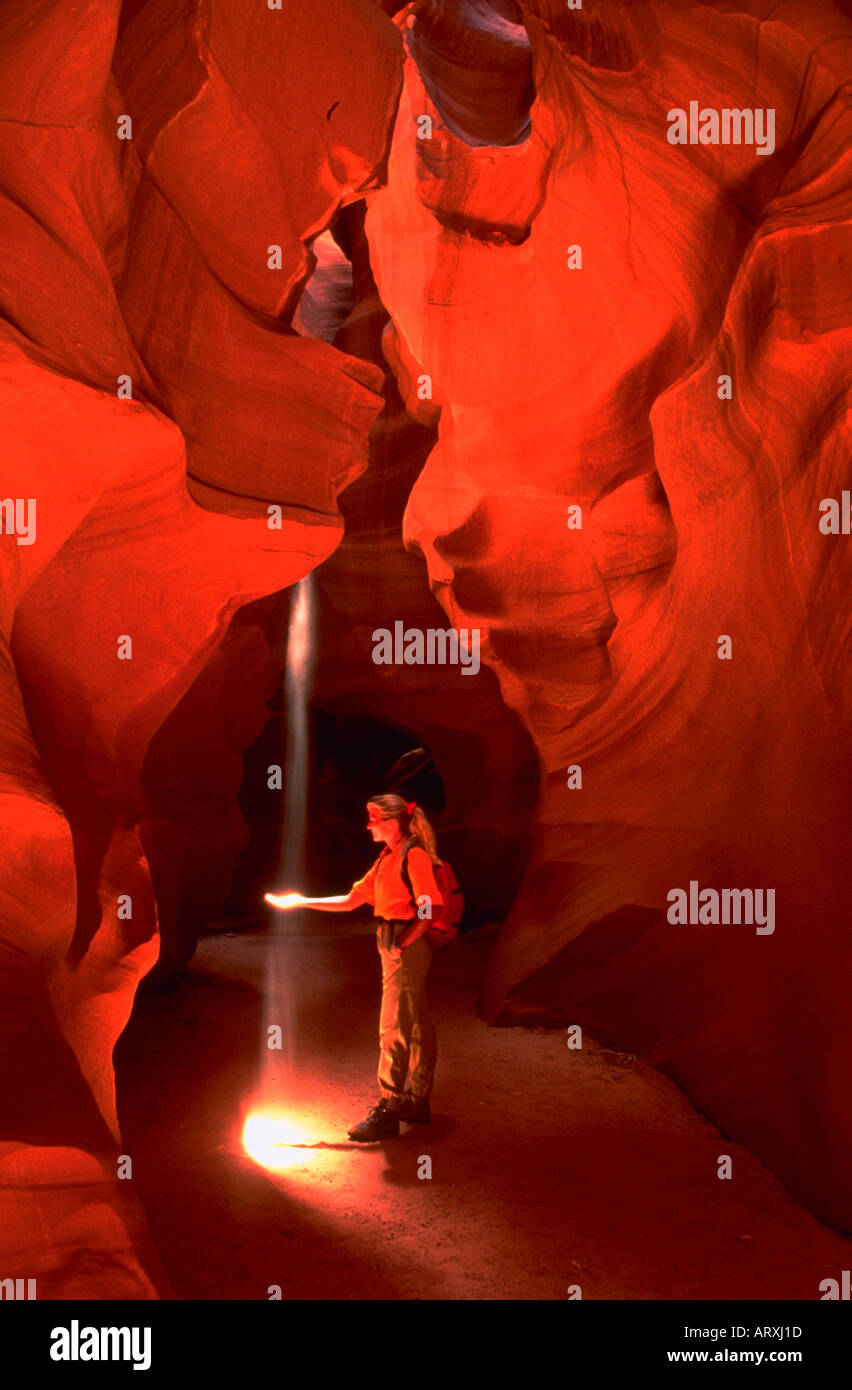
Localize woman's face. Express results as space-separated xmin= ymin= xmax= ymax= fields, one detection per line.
xmin=366 ymin=804 xmax=400 ymax=846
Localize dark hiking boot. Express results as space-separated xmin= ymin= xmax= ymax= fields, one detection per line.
xmin=398 ymin=1091 xmax=431 ymax=1124
xmin=347 ymin=1099 xmax=400 ymax=1142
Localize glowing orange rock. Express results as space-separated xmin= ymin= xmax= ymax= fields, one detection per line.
xmin=365 ymin=0 xmax=852 ymax=1228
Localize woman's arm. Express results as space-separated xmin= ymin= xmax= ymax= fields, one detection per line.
xmin=264 ymin=890 xmax=366 ymax=913
xmin=396 ymin=918 xmax=431 ymax=948
xmin=266 ymin=853 xmax=378 ymax=914
xmin=397 ymin=849 xmax=443 ymax=947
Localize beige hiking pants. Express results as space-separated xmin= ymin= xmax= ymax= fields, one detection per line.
xmin=375 ymin=919 xmax=437 ymax=1105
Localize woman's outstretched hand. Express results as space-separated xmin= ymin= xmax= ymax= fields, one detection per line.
xmin=264 ymin=891 xmax=304 ymax=910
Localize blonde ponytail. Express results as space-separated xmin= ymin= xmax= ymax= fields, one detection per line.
xmin=408 ymin=805 xmax=439 ymax=863
xmin=367 ymin=793 xmax=441 ymax=864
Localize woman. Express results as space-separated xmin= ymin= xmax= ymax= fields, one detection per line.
xmin=265 ymin=794 xmax=443 ymax=1142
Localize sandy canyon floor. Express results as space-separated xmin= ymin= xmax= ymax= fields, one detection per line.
xmin=115 ymin=922 xmax=850 ymax=1300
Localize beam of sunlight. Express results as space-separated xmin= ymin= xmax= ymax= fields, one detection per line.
xmin=281 ymin=574 xmax=314 ymax=888
xmin=242 ymin=1110 xmax=321 ymax=1172
xmin=254 ymin=574 xmax=317 ymax=1155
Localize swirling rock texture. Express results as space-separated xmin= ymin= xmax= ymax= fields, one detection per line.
xmin=365 ymin=0 xmax=852 ymax=1229
xmin=298 ymin=207 xmax=540 ymax=922
xmin=0 ymin=0 xmax=394 ymax=1295
xmin=0 ymin=0 xmax=849 ymax=1298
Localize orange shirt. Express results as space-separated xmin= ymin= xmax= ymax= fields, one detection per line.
xmin=351 ymin=843 xmax=443 ymax=922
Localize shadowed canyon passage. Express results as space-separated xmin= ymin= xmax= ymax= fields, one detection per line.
xmin=115 ymin=929 xmax=851 ymax=1300
xmin=1 ymin=0 xmax=850 ymax=1298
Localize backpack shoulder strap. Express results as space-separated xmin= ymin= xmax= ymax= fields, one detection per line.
xmin=398 ymin=837 xmax=416 ymax=910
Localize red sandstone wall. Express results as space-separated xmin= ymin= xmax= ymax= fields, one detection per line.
xmin=0 ymin=0 xmax=849 ymax=1296
xmin=0 ymin=0 xmax=396 ymax=1295
xmin=365 ymin=0 xmax=852 ymax=1228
